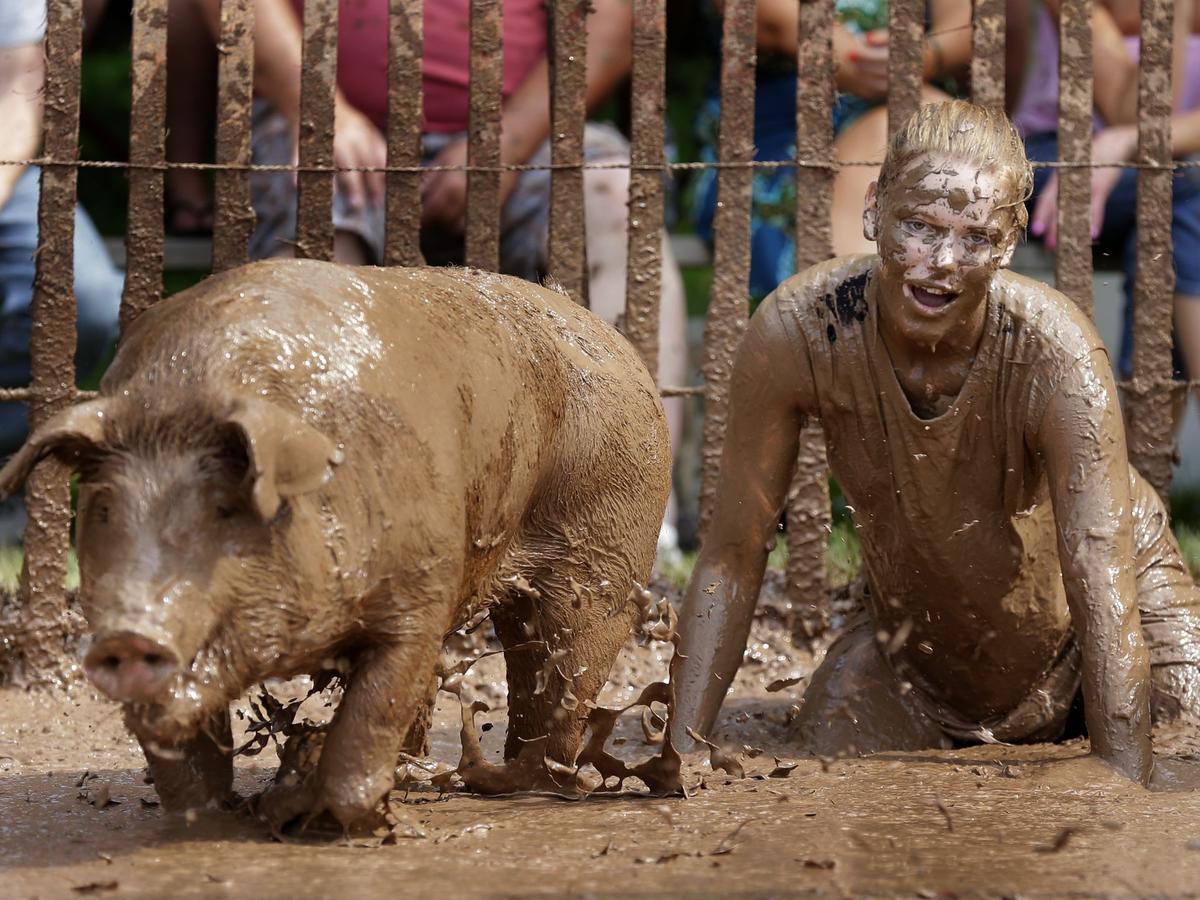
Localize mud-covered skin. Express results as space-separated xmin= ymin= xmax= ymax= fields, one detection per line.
xmin=0 ymin=261 xmax=670 ymax=827
xmin=672 ymin=131 xmax=1200 ymax=785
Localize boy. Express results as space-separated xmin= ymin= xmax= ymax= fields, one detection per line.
xmin=672 ymin=101 xmax=1200 ymax=784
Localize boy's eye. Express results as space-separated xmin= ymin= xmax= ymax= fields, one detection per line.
xmin=964 ymin=233 xmax=990 ymax=248
xmin=903 ymin=219 xmax=929 ymax=232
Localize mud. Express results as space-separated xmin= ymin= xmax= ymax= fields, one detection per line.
xmin=5 ymin=578 xmax=1200 ymax=898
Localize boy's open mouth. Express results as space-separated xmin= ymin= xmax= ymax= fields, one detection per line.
xmin=905 ymin=283 xmax=959 ymax=310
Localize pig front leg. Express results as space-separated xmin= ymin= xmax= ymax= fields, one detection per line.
xmin=256 ymin=627 xmax=443 ymax=831
xmin=128 ymin=707 xmax=234 ymax=811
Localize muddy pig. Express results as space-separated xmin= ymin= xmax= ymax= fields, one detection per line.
xmin=0 ymin=260 xmax=671 ymax=828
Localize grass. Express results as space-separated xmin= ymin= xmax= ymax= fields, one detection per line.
xmin=0 ymin=546 xmax=79 ymax=594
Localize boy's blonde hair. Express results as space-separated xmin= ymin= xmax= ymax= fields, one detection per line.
xmin=877 ymin=100 xmax=1034 ymax=232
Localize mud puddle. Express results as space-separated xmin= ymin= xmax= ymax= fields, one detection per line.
xmin=4 ymin=578 xmax=1200 ymax=898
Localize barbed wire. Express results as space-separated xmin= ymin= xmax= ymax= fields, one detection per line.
xmin=0 ymin=156 xmax=1197 ymax=175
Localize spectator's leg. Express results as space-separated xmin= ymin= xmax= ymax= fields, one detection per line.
xmin=0 ymin=168 xmax=41 ymax=460
xmin=72 ymin=202 xmax=122 ymax=383
xmin=165 ymin=0 xmax=217 ymax=233
xmin=1169 ymin=164 xmax=1200 ymax=406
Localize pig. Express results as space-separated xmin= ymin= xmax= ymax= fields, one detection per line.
xmin=0 ymin=260 xmax=671 ymax=829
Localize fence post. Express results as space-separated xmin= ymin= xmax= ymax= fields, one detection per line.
xmin=699 ymin=0 xmax=755 ymax=534
xmin=121 ymin=0 xmax=167 ymax=329
xmin=887 ymin=0 xmax=924 ymax=139
xmin=786 ymin=0 xmax=836 ymax=640
xmin=213 ymin=0 xmax=256 ymax=274
xmin=8 ymin=0 xmax=83 ymax=685
xmin=1127 ymin=0 xmax=1177 ymax=497
xmin=384 ymin=0 xmax=425 ymax=268
xmin=623 ymin=0 xmax=667 ymax=377
xmin=296 ymin=0 xmax=337 ymax=262
xmin=971 ymin=0 xmax=1006 ymax=110
xmin=1055 ymin=0 xmax=1095 ymax=317
xmin=547 ymin=0 xmax=589 ymax=304
xmin=465 ymin=0 xmax=503 ymax=272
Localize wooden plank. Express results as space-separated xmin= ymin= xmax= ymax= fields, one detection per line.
xmin=465 ymin=0 xmax=502 ymax=271
xmin=384 ymin=0 xmax=424 ymax=267
xmin=213 ymin=0 xmax=255 ymax=273
xmin=623 ymin=0 xmax=667 ymax=377
xmin=121 ymin=0 xmax=167 ymax=329
xmin=1127 ymin=0 xmax=1177 ymax=497
xmin=1055 ymin=0 xmax=1094 ymax=316
xmin=547 ymin=0 xmax=589 ymax=303
xmin=887 ymin=0 xmax=925 ymax=140
xmin=295 ymin=0 xmax=337 ymax=261
xmin=14 ymin=0 xmax=83 ymax=684
xmin=699 ymin=0 xmax=755 ymax=533
xmin=970 ymin=0 xmax=1006 ymax=109
xmin=787 ymin=0 xmax=836 ymax=638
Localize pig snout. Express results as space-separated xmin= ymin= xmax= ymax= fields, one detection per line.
xmin=84 ymin=632 xmax=180 ymax=703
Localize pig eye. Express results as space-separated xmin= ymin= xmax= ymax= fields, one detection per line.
xmin=216 ymin=504 xmax=238 ymax=520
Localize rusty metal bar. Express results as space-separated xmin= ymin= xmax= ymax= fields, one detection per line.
xmin=384 ymin=0 xmax=425 ymax=267
xmin=887 ymin=0 xmax=924 ymax=140
xmin=1054 ymin=0 xmax=1094 ymax=317
xmin=623 ymin=0 xmax=666 ymax=377
xmin=1127 ymin=0 xmax=1176 ymax=496
xmin=121 ymin=0 xmax=167 ymax=330
xmin=785 ymin=0 xmax=835 ymax=639
xmin=699 ymin=0 xmax=755 ymax=534
xmin=970 ymin=0 xmax=1006 ymax=109
xmin=13 ymin=0 xmax=83 ymax=684
xmin=465 ymin=0 xmax=502 ymax=272
xmin=547 ymin=0 xmax=589 ymax=303
xmin=295 ymin=0 xmax=337 ymax=261
xmin=213 ymin=0 xmax=255 ymax=273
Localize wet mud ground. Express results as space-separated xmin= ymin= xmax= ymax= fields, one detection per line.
xmin=4 ymin=578 xmax=1200 ymax=898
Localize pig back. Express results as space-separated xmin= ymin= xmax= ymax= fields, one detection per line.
xmin=103 ymin=261 xmax=666 ymax=594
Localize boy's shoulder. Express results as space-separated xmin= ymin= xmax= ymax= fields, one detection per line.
xmin=991 ymin=268 xmax=1107 ymax=364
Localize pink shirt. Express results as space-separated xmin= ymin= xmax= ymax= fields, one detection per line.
xmin=289 ymin=0 xmax=547 ymax=134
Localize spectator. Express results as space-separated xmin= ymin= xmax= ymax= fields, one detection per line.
xmin=0 ymin=0 xmax=123 ymax=543
xmin=691 ymin=0 xmax=973 ymax=302
xmin=1016 ymin=0 xmax=1200 ymax=419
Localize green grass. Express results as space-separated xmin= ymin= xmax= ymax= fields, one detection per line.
xmin=0 ymin=546 xmax=78 ymax=594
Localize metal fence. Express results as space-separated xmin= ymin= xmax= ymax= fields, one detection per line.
xmin=0 ymin=0 xmax=1189 ymax=671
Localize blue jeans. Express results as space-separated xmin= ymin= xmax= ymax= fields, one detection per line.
xmin=1025 ymin=132 xmax=1200 ymax=379
xmin=0 ymin=166 xmax=123 ymax=457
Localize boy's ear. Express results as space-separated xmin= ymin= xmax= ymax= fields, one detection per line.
xmin=862 ymin=182 xmax=881 ymax=242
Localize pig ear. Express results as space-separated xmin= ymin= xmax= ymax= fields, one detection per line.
xmin=0 ymin=399 xmax=112 ymax=499
xmin=225 ymin=398 xmax=342 ymax=521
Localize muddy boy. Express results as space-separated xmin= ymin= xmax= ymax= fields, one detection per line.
xmin=671 ymin=100 xmax=1200 ymax=784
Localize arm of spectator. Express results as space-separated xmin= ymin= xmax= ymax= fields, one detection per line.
xmin=924 ymin=0 xmax=972 ymax=81
xmin=1033 ymin=105 xmax=1200 ymax=249
xmin=193 ymin=0 xmax=385 ymax=210
xmin=0 ymin=41 xmax=44 ymax=210
xmin=422 ymin=0 xmax=633 ymax=232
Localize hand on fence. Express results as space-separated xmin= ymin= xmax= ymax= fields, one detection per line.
xmin=833 ymin=26 xmax=890 ymax=101
xmin=420 ymin=137 xmax=520 ymax=235
xmin=332 ymin=101 xmax=387 ymax=212
xmin=1030 ymin=124 xmax=1137 ymax=250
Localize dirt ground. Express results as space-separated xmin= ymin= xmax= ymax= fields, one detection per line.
xmin=4 ymin=577 xmax=1200 ymax=899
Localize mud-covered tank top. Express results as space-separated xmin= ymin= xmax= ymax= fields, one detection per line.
xmin=773 ymin=256 xmax=1109 ymax=705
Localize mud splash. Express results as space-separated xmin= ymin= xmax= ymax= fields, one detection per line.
xmin=4 ymin=577 xmax=1200 ymax=897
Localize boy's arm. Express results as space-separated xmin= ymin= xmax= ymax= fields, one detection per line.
xmin=1038 ymin=349 xmax=1152 ymax=785
xmin=669 ymin=288 xmax=817 ymax=748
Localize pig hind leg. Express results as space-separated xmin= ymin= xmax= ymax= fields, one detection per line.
xmin=492 ymin=577 xmax=642 ymax=765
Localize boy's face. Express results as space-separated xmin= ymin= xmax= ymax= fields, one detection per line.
xmin=864 ymin=153 xmax=1018 ymax=348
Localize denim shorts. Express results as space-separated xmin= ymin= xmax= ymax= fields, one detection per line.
xmin=248 ymin=103 xmax=630 ymax=281
xmin=1025 ymin=132 xmax=1200 ymax=379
